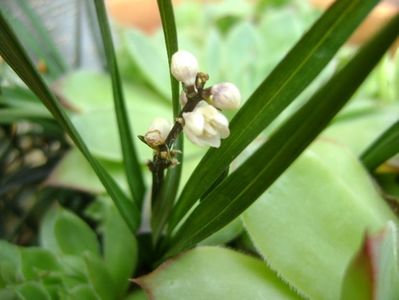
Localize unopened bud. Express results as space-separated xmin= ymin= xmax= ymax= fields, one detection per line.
xmin=171 ymin=50 xmax=199 ymax=86
xmin=144 ymin=118 xmax=173 ymax=148
xmin=210 ymin=82 xmax=241 ymax=110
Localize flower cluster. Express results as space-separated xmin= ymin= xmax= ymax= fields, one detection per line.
xmin=142 ymin=50 xmax=240 ymax=152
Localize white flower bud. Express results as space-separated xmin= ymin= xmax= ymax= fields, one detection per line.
xmin=180 ymin=91 xmax=188 ymax=107
xmin=171 ymin=50 xmax=199 ymax=86
xmin=183 ymin=101 xmax=229 ymax=148
xmin=210 ymin=82 xmax=241 ymax=110
xmin=144 ymin=117 xmax=173 ymax=148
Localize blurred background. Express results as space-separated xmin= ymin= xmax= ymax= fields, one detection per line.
xmin=2 ymin=0 xmax=398 ymax=69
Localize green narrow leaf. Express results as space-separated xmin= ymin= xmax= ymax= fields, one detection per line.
xmin=157 ymin=0 xmax=179 ymax=118
xmin=169 ymin=0 xmax=381 ymax=231
xmin=0 ymin=108 xmax=51 ymax=124
xmin=166 ymin=14 xmax=399 ymax=257
xmin=0 ymin=10 xmax=140 ymax=232
xmin=151 ymin=0 xmax=183 ymax=243
xmin=361 ymin=120 xmax=399 ymax=171
xmin=93 ymin=0 xmax=145 ymax=207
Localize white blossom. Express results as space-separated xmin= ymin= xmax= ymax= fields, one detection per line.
xmin=144 ymin=117 xmax=173 ymax=148
xmin=183 ymin=101 xmax=229 ymax=148
xmin=171 ymin=50 xmax=199 ymax=86
xmin=210 ymin=82 xmax=241 ymax=110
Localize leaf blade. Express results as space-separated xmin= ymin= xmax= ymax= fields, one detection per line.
xmin=93 ymin=0 xmax=146 ymax=206
xmin=361 ymin=119 xmax=399 ymax=171
xmin=169 ymin=0 xmax=381 ymax=231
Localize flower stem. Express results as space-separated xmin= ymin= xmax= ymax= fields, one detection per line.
xmin=149 ymin=81 xmax=206 ymax=240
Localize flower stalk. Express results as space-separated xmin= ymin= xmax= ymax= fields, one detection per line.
xmin=145 ymin=74 xmax=208 ymax=206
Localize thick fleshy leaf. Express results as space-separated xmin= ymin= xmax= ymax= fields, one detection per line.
xmin=323 ymin=103 xmax=399 ymax=155
xmin=46 ymin=142 xmax=203 ymax=195
xmin=126 ymin=290 xmax=148 ymax=300
xmin=0 ymin=288 xmax=18 ymax=299
xmin=55 ymin=71 xmax=114 ymax=111
xmin=102 ymin=199 xmax=138 ymax=297
xmin=242 ymin=140 xmax=398 ymax=300
xmin=57 ymin=70 xmax=171 ymax=154
xmin=67 ymin=285 xmax=99 ymax=300
xmin=123 ymin=30 xmax=170 ymax=99
xmin=20 ymin=247 xmax=62 ymax=280
xmin=59 ymin=256 xmax=88 ymax=287
xmin=46 ymin=149 xmax=128 ymax=194
xmin=203 ymin=29 xmax=223 ymax=84
xmin=340 ymin=242 xmax=373 ymax=300
xmin=171 ymin=0 xmax=381 ymax=229
xmin=72 ymin=108 xmax=169 ymax=162
xmin=198 ymin=217 xmax=243 ymax=246
xmin=225 ymin=21 xmax=263 ymax=100
xmin=0 ymin=241 xmax=23 ymax=285
xmin=40 ymin=207 xmax=100 ymax=257
xmin=340 ymin=222 xmax=399 ymax=300
xmin=84 ymin=253 xmax=116 ymax=300
xmin=15 ymin=282 xmax=51 ymax=300
xmin=135 ymin=247 xmax=302 ymax=300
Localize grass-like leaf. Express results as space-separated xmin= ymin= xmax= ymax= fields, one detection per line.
xmin=0 ymin=10 xmax=140 ymax=232
xmin=93 ymin=0 xmax=146 ymax=206
xmin=152 ymin=0 xmax=183 ymax=243
xmin=361 ymin=120 xmax=399 ymax=171
xmin=169 ymin=0 xmax=380 ymax=231
xmin=165 ymin=13 xmax=399 ymax=257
